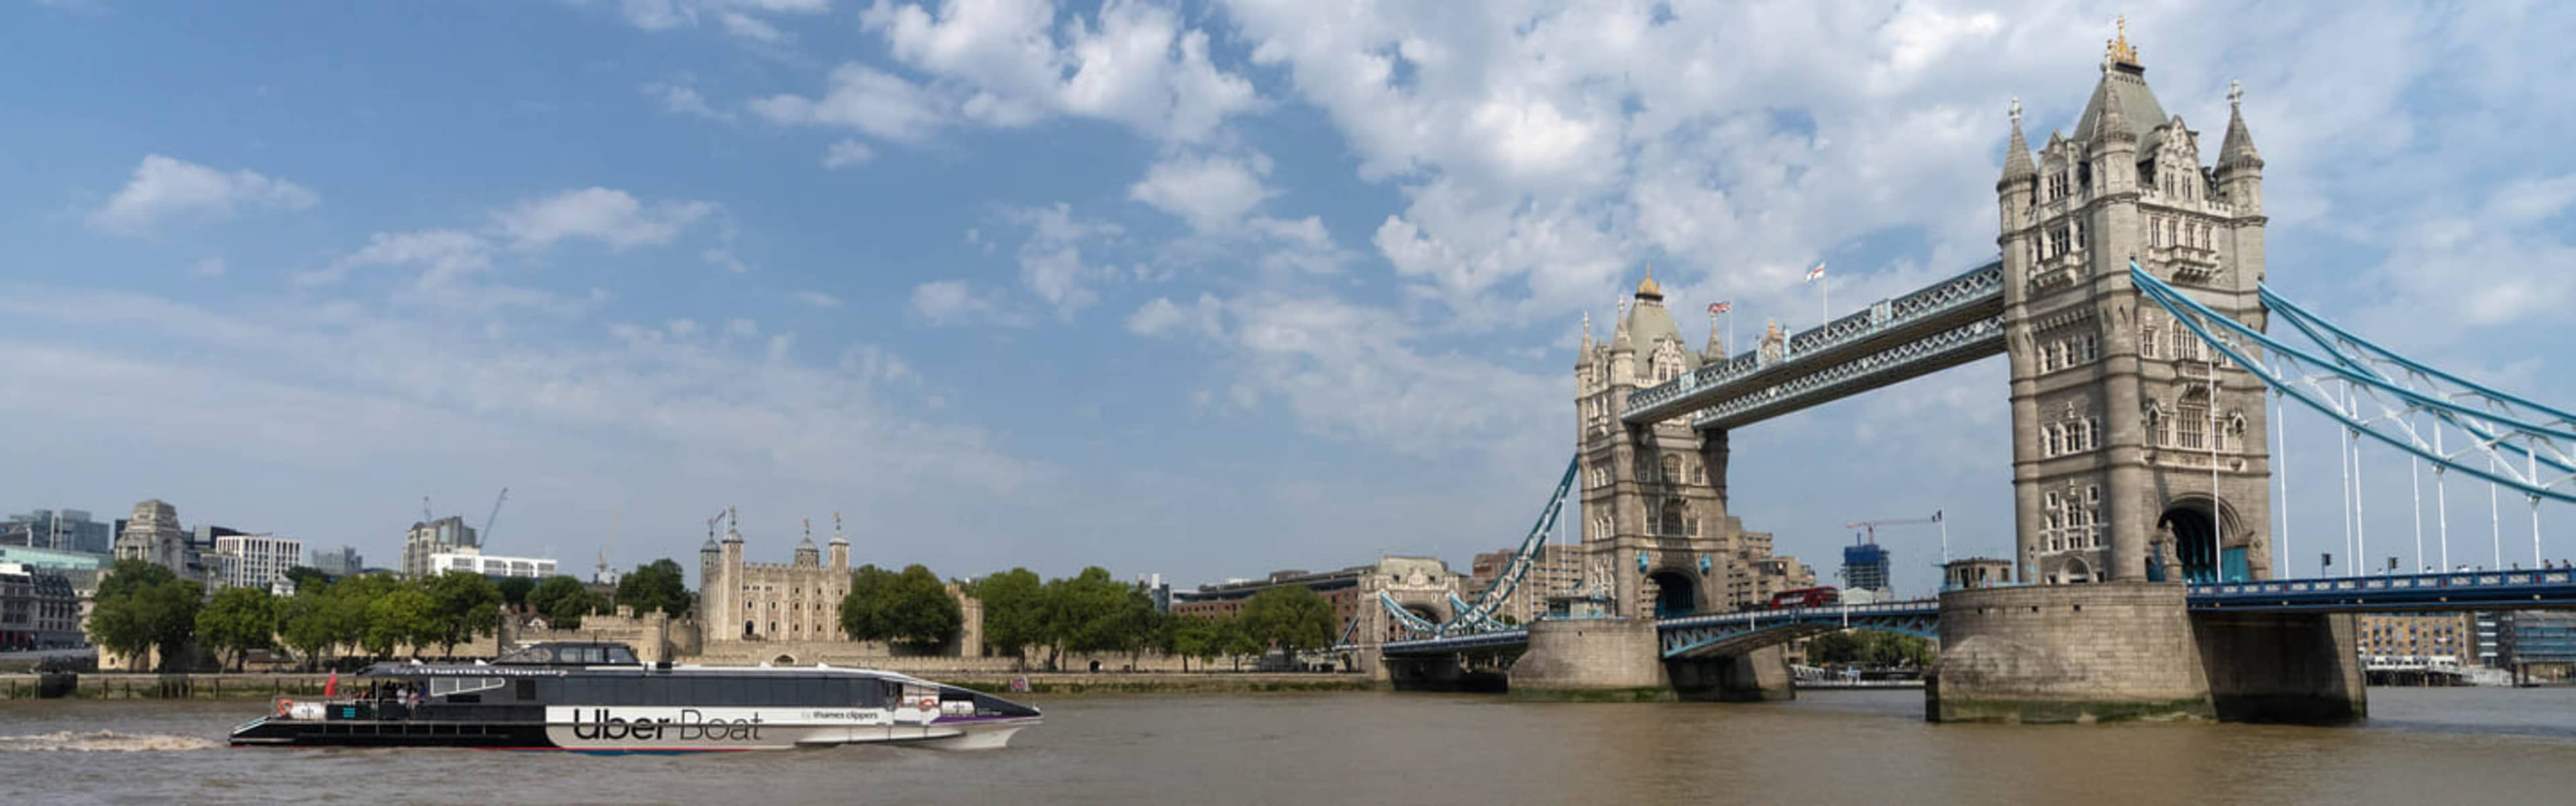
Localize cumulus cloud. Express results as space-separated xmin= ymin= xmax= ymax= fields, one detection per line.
xmin=853 ymin=0 xmax=1260 ymax=142
xmin=750 ymin=63 xmax=951 ymax=143
xmin=643 ymin=82 xmax=735 ymax=122
xmin=792 ymin=290 xmax=843 ymax=308
xmin=493 ymin=187 xmax=717 ymax=250
xmin=599 ymin=0 xmax=828 ymax=42
xmin=89 ymin=155 xmax=317 ymax=235
xmin=822 ymin=138 xmax=875 ymax=168
xmin=1127 ymin=152 xmax=1275 ymax=233
xmin=1125 ymin=293 xmax=1224 ymax=338
xmin=909 ymin=279 xmax=1009 ymax=326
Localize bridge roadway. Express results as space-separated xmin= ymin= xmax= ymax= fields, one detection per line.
xmin=1621 ymin=260 xmax=2004 ymax=429
xmin=1375 ymin=569 xmax=2576 ymax=661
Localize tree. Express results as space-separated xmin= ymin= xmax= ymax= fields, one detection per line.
xmin=1240 ymin=585 xmax=1336 ymax=658
xmin=841 ymin=564 xmax=963 ymax=650
xmin=496 ymin=576 xmax=537 ymax=607
xmin=972 ymin=568 xmax=1047 ymax=660
xmin=1214 ymin=616 xmax=1263 ymax=672
xmin=325 ymin=574 xmax=398 ymax=658
xmin=1165 ymin=616 xmax=1223 ymax=672
xmin=615 ymin=558 xmax=694 ymax=618
xmin=533 ymin=574 xmax=592 ymax=625
xmin=1038 ymin=567 xmax=1136 ymax=670
xmin=283 ymin=566 xmax=333 ymax=594
xmin=1805 ymin=629 xmax=1934 ymax=668
xmin=196 ymin=586 xmax=279 ymax=671
xmin=87 ymin=560 xmax=206 ymax=671
xmin=423 ymin=572 xmax=503 ymax=656
xmin=278 ymin=591 xmax=340 ymax=670
xmin=363 ymin=585 xmax=436 ymax=658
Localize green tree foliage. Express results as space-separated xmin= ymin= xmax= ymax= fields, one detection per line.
xmin=495 ymin=576 xmax=537 ymax=607
xmin=283 ymin=566 xmax=333 ymax=594
xmin=1215 ymin=616 xmax=1264 ymax=671
xmin=278 ymin=591 xmax=340 ymax=670
xmin=1805 ymin=629 xmax=1936 ymax=668
xmin=1164 ymin=616 xmax=1224 ymax=672
xmin=971 ymin=568 xmax=1046 ymax=659
xmin=363 ymin=586 xmax=436 ymax=658
xmin=86 ymin=560 xmax=205 ymax=671
xmin=840 ymin=564 xmax=963 ymax=650
xmin=614 ymin=558 xmax=695 ymax=619
xmin=527 ymin=575 xmax=595 ymax=628
xmin=195 ymin=586 xmax=280 ymax=671
xmin=1037 ymin=567 xmax=1140 ymax=669
xmin=1240 ymin=585 xmax=1336 ymax=655
xmin=423 ymin=572 xmax=504 ymax=656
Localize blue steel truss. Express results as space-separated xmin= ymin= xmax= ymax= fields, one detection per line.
xmin=2132 ymin=262 xmax=2576 ymax=503
xmin=1370 ymin=457 xmax=1576 ymax=640
xmin=2192 ymin=568 xmax=2576 ymax=613
xmin=1623 ymin=260 xmax=2004 ymax=426
xmin=1656 ymin=601 xmax=1940 ymax=659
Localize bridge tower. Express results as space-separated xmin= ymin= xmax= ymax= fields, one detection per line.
xmin=1998 ymin=26 xmax=2273 ymax=586
xmin=1575 ymin=271 xmax=1738 ymax=619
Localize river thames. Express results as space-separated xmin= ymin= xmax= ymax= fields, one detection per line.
xmin=6 ymin=687 xmax=2576 ymax=805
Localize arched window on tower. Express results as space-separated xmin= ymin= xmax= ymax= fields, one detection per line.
xmin=1659 ymin=499 xmax=1686 ymax=536
xmin=1662 ymin=455 xmax=1680 ymax=484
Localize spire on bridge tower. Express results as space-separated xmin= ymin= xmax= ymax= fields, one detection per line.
xmin=1703 ymin=305 xmax=1724 ymax=360
xmin=1999 ymin=96 xmax=2036 ymax=187
xmin=2105 ymin=15 xmax=2140 ymax=70
xmin=2219 ymin=80 xmax=2263 ymax=172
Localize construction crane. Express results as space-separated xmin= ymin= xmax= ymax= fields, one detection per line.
xmin=480 ymin=487 xmax=508 ymax=546
xmin=1843 ymin=510 xmax=1949 ymax=566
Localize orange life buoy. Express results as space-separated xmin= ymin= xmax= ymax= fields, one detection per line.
xmin=275 ymin=698 xmax=294 ymax=717
xmin=917 ymin=697 xmax=938 ymax=711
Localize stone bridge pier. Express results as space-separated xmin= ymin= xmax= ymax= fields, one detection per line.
xmin=1929 ymin=583 xmax=2364 ymax=723
xmin=1505 ymin=619 xmax=1793 ymax=702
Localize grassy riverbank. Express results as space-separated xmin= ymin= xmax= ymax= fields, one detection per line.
xmin=0 ymin=671 xmax=1381 ymax=701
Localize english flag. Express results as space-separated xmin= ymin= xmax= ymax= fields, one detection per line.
xmin=1804 ymin=262 xmax=1828 ymax=283
xmin=1707 ymin=301 xmax=1732 ymax=315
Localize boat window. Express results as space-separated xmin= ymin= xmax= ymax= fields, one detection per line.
xmin=793 ymin=677 xmax=826 ymax=705
xmin=689 ymin=676 xmax=727 ymax=706
xmin=516 ymin=679 xmax=537 ymax=701
xmin=851 ymin=678 xmax=885 ymax=707
xmin=430 ymin=676 xmax=503 ymax=698
xmin=606 ymin=646 xmax=637 ymax=664
xmin=608 ymin=676 xmax=643 ymax=705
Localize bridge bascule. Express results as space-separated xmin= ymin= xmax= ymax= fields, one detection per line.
xmin=1353 ymin=33 xmax=2576 ymax=723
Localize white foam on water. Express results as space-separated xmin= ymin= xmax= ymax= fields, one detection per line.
xmin=0 ymin=730 xmax=220 ymax=752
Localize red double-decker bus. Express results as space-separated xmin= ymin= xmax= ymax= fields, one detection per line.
xmin=1768 ymin=587 xmax=1840 ymax=609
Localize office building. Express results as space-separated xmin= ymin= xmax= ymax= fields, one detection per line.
xmin=209 ymin=534 xmax=305 ymax=591
xmin=427 ymin=546 xmax=556 ymax=579
xmin=402 ymin=515 xmax=480 ymax=578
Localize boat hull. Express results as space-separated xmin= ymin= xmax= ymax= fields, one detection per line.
xmin=229 ymin=713 xmax=1041 ymax=752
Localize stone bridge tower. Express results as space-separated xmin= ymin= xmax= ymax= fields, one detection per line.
xmin=1998 ymin=24 xmax=2273 ymax=585
xmin=1575 ymin=271 xmax=1739 ymax=618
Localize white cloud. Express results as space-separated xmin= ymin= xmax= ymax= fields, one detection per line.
xmin=750 ymin=63 xmax=950 ymax=143
xmin=702 ymin=248 xmax=753 ymax=273
xmin=855 ymin=0 xmax=1261 ymax=142
xmin=189 ymin=257 xmax=226 ymax=277
xmin=822 ymin=138 xmax=875 ymax=168
xmin=1127 ymin=152 xmax=1275 ymax=233
xmin=493 ymin=187 xmax=716 ymax=250
xmin=667 ymin=317 xmax=702 ymax=337
xmin=643 ymin=82 xmax=735 ymax=122
xmin=1010 ymin=203 xmax=1122 ymax=315
xmin=724 ymin=317 xmax=760 ymax=337
xmin=89 ymin=154 xmax=317 ymax=235
xmin=308 ymin=229 xmax=494 ymax=287
xmin=603 ymin=0 xmax=828 ymax=42
xmin=1125 ymin=294 xmax=1224 ymax=338
xmin=791 ymin=290 xmax=842 ymax=308
xmin=908 ymin=279 xmax=1032 ymax=327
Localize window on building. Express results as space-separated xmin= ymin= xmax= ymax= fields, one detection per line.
xmin=2045 ymin=425 xmax=2061 ymax=456
xmin=2178 ymin=390 xmax=2210 ymax=450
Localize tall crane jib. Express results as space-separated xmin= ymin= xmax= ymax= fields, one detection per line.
xmin=482 ymin=487 xmax=508 ymax=546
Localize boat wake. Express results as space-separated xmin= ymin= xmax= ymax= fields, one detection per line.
xmin=0 ymin=730 xmax=220 ymax=752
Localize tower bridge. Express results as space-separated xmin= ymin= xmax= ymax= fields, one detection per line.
xmin=1353 ymin=28 xmax=2576 ymax=723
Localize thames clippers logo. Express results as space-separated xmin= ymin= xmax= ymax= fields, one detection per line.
xmin=570 ymin=709 xmax=765 ymax=742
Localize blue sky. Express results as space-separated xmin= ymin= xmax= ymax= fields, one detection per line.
xmin=5 ymin=1 xmax=2573 ymax=594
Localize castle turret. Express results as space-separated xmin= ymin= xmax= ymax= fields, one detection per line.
xmin=794 ymin=518 xmax=820 ymax=566
xmin=828 ymin=511 xmax=849 ymax=570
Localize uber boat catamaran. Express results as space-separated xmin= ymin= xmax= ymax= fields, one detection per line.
xmin=229 ymin=642 xmax=1040 ymax=752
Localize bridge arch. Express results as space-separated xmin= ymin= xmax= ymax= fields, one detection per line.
xmin=2159 ymin=495 xmax=2248 ymax=583
xmin=1646 ymin=568 xmax=1701 ymax=617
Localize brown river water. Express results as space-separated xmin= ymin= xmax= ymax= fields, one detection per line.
xmin=5 ymin=687 xmax=2576 ymax=806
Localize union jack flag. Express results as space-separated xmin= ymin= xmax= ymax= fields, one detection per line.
xmin=1805 ymin=262 xmax=1828 ymax=283
xmin=1707 ymin=301 xmax=1731 ymax=315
